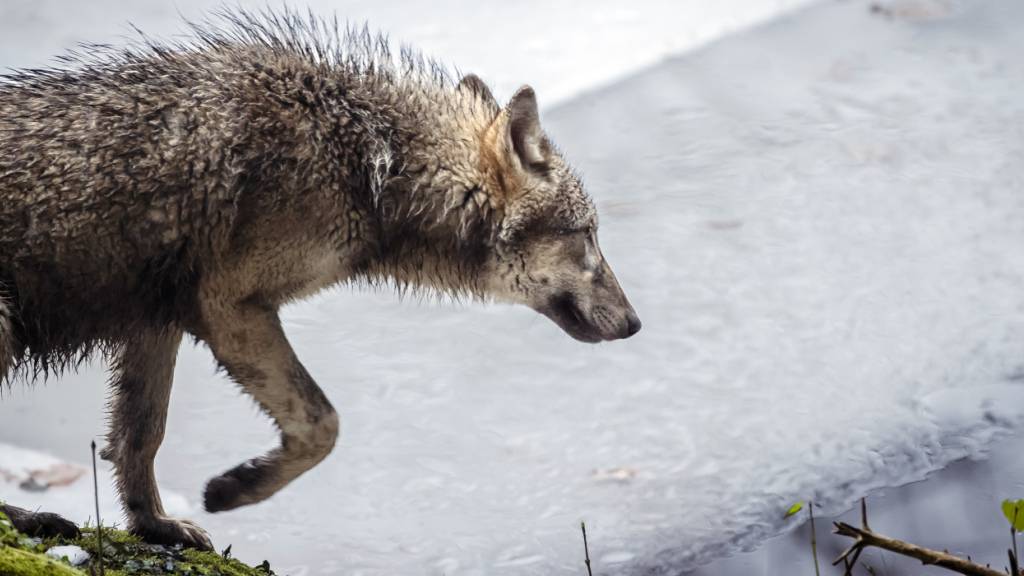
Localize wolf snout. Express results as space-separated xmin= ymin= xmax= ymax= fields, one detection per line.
xmin=623 ymin=311 xmax=642 ymax=338
xmin=595 ymin=306 xmax=641 ymax=341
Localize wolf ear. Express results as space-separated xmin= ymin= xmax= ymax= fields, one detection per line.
xmin=505 ymin=85 xmax=550 ymax=172
xmin=458 ymin=73 xmax=498 ymax=110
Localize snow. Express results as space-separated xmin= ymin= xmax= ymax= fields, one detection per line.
xmin=3 ymin=0 xmax=1024 ymax=574
xmin=45 ymin=545 xmax=90 ymax=566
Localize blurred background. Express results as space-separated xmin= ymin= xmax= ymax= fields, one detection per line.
xmin=2 ymin=0 xmax=1024 ymax=574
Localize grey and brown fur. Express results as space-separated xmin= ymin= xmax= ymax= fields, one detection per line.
xmin=0 ymin=9 xmax=640 ymax=549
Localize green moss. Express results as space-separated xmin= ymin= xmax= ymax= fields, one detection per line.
xmin=178 ymin=549 xmax=274 ymax=576
xmin=0 ymin=510 xmax=274 ymax=576
xmin=0 ymin=545 xmax=84 ymax=576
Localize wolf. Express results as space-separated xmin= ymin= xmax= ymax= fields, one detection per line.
xmin=0 ymin=10 xmax=640 ymax=549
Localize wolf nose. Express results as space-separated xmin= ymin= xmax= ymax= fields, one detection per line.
xmin=624 ymin=312 xmax=642 ymax=338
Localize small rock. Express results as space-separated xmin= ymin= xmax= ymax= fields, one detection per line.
xmin=30 ymin=462 xmax=86 ymax=488
xmin=600 ymin=551 xmax=636 ymax=564
xmin=869 ymin=0 xmax=957 ymax=21
xmin=591 ymin=467 xmax=638 ymax=483
xmin=18 ymin=476 xmax=48 ymax=492
xmin=12 ymin=461 xmax=87 ymax=492
xmin=46 ymin=545 xmax=90 ymax=566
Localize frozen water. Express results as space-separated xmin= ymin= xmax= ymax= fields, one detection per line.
xmin=690 ymin=433 xmax=1024 ymax=575
xmin=3 ymin=0 xmax=1024 ymax=574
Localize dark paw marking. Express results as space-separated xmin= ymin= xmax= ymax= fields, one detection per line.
xmin=5 ymin=507 xmax=80 ymax=539
xmin=203 ymin=459 xmax=269 ymax=513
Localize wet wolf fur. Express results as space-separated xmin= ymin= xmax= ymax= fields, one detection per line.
xmin=0 ymin=9 xmax=640 ymax=549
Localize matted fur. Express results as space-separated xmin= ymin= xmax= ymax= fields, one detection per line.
xmin=0 ymin=7 xmax=637 ymax=549
xmin=0 ymin=8 xmax=510 ymax=378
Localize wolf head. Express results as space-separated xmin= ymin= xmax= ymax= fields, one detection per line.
xmin=455 ymin=75 xmax=641 ymax=343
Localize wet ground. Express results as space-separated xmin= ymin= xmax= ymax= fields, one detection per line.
xmin=3 ymin=0 xmax=1024 ymax=574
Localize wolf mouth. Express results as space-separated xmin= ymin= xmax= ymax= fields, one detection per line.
xmin=542 ymin=293 xmax=604 ymax=343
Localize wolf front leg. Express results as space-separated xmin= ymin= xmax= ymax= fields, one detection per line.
xmin=102 ymin=327 xmax=213 ymax=550
xmin=198 ymin=302 xmax=339 ymax=513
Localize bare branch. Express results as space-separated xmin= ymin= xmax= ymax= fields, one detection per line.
xmin=91 ymin=440 xmax=105 ymax=576
xmin=810 ymin=502 xmax=821 ymax=576
xmin=581 ymin=522 xmax=593 ymax=576
xmin=833 ymin=522 xmax=1005 ymax=576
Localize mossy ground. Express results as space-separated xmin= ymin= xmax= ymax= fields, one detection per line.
xmin=0 ymin=511 xmax=275 ymax=575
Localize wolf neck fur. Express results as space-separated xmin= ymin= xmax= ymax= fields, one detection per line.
xmin=354 ymin=77 xmax=499 ymax=298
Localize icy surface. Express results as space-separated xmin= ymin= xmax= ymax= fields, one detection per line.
xmin=690 ymin=433 xmax=1024 ymax=576
xmin=3 ymin=0 xmax=1024 ymax=574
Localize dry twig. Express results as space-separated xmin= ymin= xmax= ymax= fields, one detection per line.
xmin=810 ymin=501 xmax=821 ymax=576
xmin=581 ymin=522 xmax=593 ymax=576
xmin=90 ymin=441 xmax=105 ymax=576
xmin=833 ymin=499 xmax=1005 ymax=576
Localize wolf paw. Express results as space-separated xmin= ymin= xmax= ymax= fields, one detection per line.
xmin=5 ymin=507 xmax=80 ymax=539
xmin=131 ymin=516 xmax=213 ymax=551
xmin=203 ymin=459 xmax=269 ymax=513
